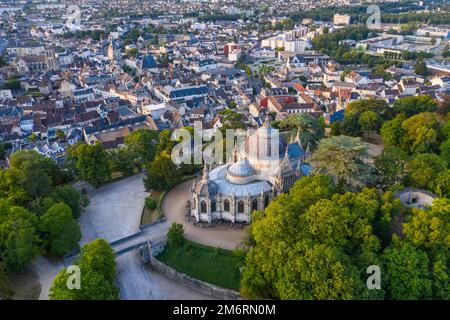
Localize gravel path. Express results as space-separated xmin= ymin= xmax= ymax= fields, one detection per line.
xmin=162 ymin=178 xmax=247 ymax=251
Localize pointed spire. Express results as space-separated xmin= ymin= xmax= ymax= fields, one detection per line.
xmin=203 ymin=163 xmax=209 ymax=180
xmin=295 ymin=127 xmax=303 ymax=149
xmin=305 ymin=142 xmax=311 ymax=158
xmin=296 ymin=160 xmax=302 ymax=177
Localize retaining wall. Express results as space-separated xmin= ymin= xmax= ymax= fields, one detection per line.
xmin=148 ymin=256 xmax=242 ymax=300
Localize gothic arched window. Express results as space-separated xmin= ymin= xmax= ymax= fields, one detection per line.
xmin=224 ymin=199 xmax=230 ymax=212
xmin=264 ymin=194 xmax=270 ymax=208
xmin=252 ymin=199 xmax=258 ymax=212
xmin=200 ymin=201 xmax=207 ymax=213
xmin=238 ymin=201 xmax=244 ymax=213
xmin=211 ymin=200 xmax=216 ymax=212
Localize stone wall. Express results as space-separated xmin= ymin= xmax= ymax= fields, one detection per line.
xmin=148 ymin=256 xmax=243 ymax=300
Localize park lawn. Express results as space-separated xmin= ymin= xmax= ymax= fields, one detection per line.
xmin=157 ymin=240 xmax=244 ymax=290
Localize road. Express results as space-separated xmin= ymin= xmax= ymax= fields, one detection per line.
xmin=33 ymin=174 xmax=214 ymax=300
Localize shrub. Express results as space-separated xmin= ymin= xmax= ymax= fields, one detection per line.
xmin=167 ymin=223 xmax=185 ymax=246
xmin=144 ymin=197 xmax=157 ymax=210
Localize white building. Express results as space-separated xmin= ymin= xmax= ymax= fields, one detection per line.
xmin=0 ymin=89 xmax=13 ymax=101
xmin=333 ymin=14 xmax=351 ymax=25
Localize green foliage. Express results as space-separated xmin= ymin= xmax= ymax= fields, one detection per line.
xmin=167 ymin=223 xmax=185 ymax=247
xmin=144 ymin=197 xmax=157 ymax=210
xmin=39 ymin=203 xmax=81 ymax=256
xmin=217 ymin=109 xmax=246 ymax=130
xmin=109 ymin=148 xmax=135 ymax=177
xmin=144 ymin=151 xmax=181 ymax=191
xmin=0 ymin=204 xmax=39 ymax=272
xmin=310 ymin=135 xmax=374 ymax=190
xmin=403 ymin=198 xmax=450 ymax=250
xmin=383 ymin=237 xmax=432 ymax=300
xmin=78 ymin=239 xmax=116 ymax=283
xmin=374 ymin=146 xmax=409 ymax=189
xmin=274 ymin=113 xmax=325 ymax=147
xmin=393 ymin=95 xmax=438 ymax=117
xmin=0 ymin=143 xmax=5 ymax=160
xmin=124 ymin=128 xmax=159 ymax=166
xmin=0 ymin=262 xmax=13 ymax=300
xmin=2 ymin=79 xmax=20 ymax=90
xmin=380 ymin=113 xmax=407 ymax=147
xmin=358 ymin=110 xmax=382 ymax=137
xmin=404 ymin=153 xmax=446 ymax=190
xmin=431 ymin=169 xmax=450 ymax=198
xmin=414 ymin=61 xmax=428 ymax=76
xmin=158 ymin=240 xmax=243 ymax=290
xmin=241 ymin=174 xmax=383 ymax=299
xmin=67 ymin=142 xmax=111 ymax=188
xmin=51 ymin=185 xmax=83 ymax=218
xmin=382 ymin=111 xmax=440 ymax=155
xmin=49 ymin=239 xmax=119 ymax=300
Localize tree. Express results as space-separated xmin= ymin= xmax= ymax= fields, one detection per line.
xmin=0 ymin=205 xmax=39 ymax=272
xmin=358 ymin=110 xmax=382 ymax=138
xmin=144 ymin=151 xmax=181 ymax=191
xmin=78 ymin=238 xmax=116 ymax=283
xmin=275 ymin=113 xmax=325 ymax=147
xmin=401 ymin=112 xmax=439 ymax=154
xmin=393 ymin=95 xmax=438 ymax=117
xmin=217 ymin=109 xmax=246 ymax=130
xmin=157 ymin=129 xmax=175 ymax=154
xmin=51 ymin=185 xmax=83 ymax=218
xmin=39 ymin=203 xmax=81 ymax=256
xmin=374 ymin=146 xmax=409 ymax=188
xmin=124 ymin=129 xmax=159 ymax=166
xmin=403 ymin=198 xmax=450 ymax=250
xmin=49 ymin=239 xmax=118 ymax=300
xmin=380 ymin=113 xmax=407 ymax=147
xmin=9 ymin=150 xmax=63 ymax=185
xmin=431 ymin=169 xmax=450 ymax=198
xmin=67 ymin=142 xmax=111 ymax=188
xmin=310 ymin=135 xmax=375 ymax=190
xmin=109 ymin=148 xmax=134 ymax=177
xmin=167 ymin=223 xmax=185 ymax=246
xmin=414 ymin=61 xmax=428 ymax=76
xmin=0 ymin=262 xmax=13 ymax=300
xmin=0 ymin=143 xmax=5 ymax=160
xmin=404 ymin=153 xmax=446 ymax=189
xmin=241 ymin=175 xmax=384 ymax=300
xmin=49 ymin=250 xmax=119 ymax=300
xmin=440 ymin=139 xmax=450 ymax=164
xmin=383 ymin=237 xmax=432 ymax=300
xmin=55 ymin=129 xmax=66 ymax=141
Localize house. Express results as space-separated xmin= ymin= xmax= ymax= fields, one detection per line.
xmin=16 ymin=55 xmax=47 ymax=73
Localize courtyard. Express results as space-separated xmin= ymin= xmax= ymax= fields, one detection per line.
xmin=162 ymin=178 xmax=248 ymax=251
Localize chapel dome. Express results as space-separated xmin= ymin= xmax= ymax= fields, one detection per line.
xmin=194 ymin=179 xmax=219 ymax=197
xmin=227 ymin=158 xmax=256 ymax=178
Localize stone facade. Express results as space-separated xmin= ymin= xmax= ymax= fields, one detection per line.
xmin=189 ymin=123 xmax=313 ymax=224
